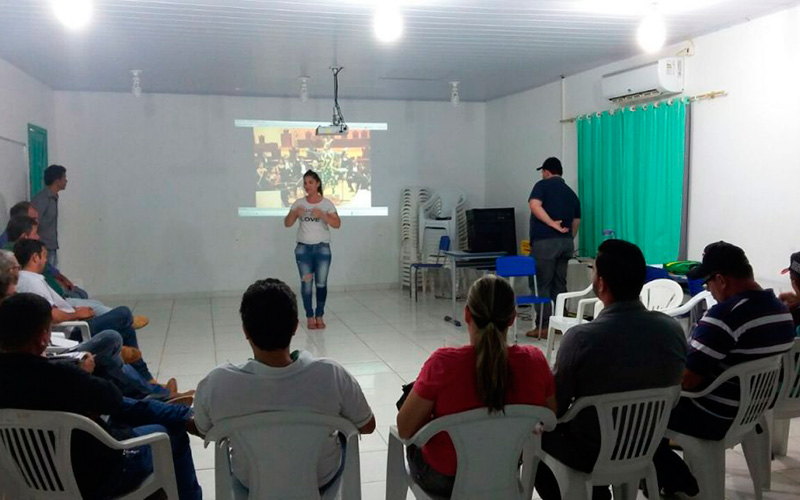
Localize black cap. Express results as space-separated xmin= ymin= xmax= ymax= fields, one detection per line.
xmin=536 ymin=157 xmax=563 ymax=175
xmin=686 ymin=241 xmax=751 ymax=281
xmin=781 ymin=252 xmax=800 ymax=276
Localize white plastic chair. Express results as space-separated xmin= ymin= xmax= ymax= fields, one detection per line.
xmin=770 ymin=339 xmax=800 ymax=457
xmin=661 ymin=291 xmax=717 ymax=338
xmin=51 ymin=321 xmax=91 ymax=342
xmin=666 ymin=355 xmax=783 ymax=500
xmin=204 ymin=411 xmax=361 ymax=500
xmin=0 ymin=408 xmax=178 ymax=499
xmin=542 ymin=386 xmax=680 ymax=500
xmin=418 ymin=189 xmax=466 ymax=249
xmin=639 ymin=279 xmax=684 ymax=311
xmin=386 ymin=405 xmax=557 ymax=500
xmin=545 ymin=286 xmax=594 ymax=362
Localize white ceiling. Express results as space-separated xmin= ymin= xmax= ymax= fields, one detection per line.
xmin=0 ymin=0 xmax=798 ymax=102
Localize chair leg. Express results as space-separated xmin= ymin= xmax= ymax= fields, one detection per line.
xmin=386 ymin=433 xmax=409 ymax=500
xmin=742 ymin=419 xmax=771 ymax=496
xmin=545 ymin=325 xmax=556 ymax=363
xmin=771 ymin=418 xmax=791 ymax=457
xmin=676 ymin=435 xmax=726 ymax=500
xmin=643 ymin=465 xmax=660 ymax=500
xmin=611 ymin=482 xmax=637 ymax=500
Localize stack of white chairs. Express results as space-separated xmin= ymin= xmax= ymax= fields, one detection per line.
xmin=400 ymin=187 xmax=431 ymax=293
xmin=418 ymin=188 xmax=467 ymax=255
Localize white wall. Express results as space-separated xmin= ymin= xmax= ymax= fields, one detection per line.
xmin=0 ymin=59 xmax=53 ymax=227
xmin=53 ymin=92 xmax=485 ymax=295
xmin=485 ymin=5 xmax=800 ymax=288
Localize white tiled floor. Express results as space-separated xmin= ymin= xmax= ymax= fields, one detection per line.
xmin=100 ymin=289 xmax=800 ymax=499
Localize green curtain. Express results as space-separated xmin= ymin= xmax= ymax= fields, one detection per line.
xmin=577 ymin=99 xmax=687 ymax=264
xmin=27 ymin=124 xmax=48 ymax=198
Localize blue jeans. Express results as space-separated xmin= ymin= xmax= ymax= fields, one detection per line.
xmin=99 ymin=398 xmax=202 ymax=500
xmin=84 ymin=306 xmax=154 ymax=381
xmin=295 ymin=242 xmax=332 ymax=318
xmin=72 ymin=330 xmax=167 ymax=400
xmin=63 ymin=286 xmax=90 ymax=299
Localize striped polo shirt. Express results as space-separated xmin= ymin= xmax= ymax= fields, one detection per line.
xmin=686 ymin=289 xmax=795 ymax=422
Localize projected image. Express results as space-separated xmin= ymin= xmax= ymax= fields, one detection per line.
xmin=252 ymin=127 xmax=372 ymax=209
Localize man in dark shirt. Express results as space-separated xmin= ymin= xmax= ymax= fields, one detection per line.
xmin=0 ymin=293 xmax=202 ymax=500
xmin=527 ymin=157 xmax=581 ymax=338
xmin=535 ymin=240 xmax=686 ymax=500
xmin=654 ymin=242 xmax=796 ymax=495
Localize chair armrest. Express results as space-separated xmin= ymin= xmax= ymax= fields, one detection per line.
xmin=575 ymin=298 xmax=600 ymax=323
xmin=661 ymin=291 xmax=711 ymax=318
xmin=53 ymin=321 xmax=91 ymax=342
xmin=554 ymin=285 xmax=594 ymax=317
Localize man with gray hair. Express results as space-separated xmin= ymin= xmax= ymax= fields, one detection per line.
xmin=0 ymin=249 xmax=20 ymax=300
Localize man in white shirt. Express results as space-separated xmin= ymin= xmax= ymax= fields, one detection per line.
xmin=194 ymin=278 xmax=376 ymax=492
xmin=13 ymin=239 xmax=157 ymax=383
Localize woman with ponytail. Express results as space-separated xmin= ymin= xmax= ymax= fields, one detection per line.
xmin=397 ymin=275 xmax=557 ymax=496
xmin=284 ymin=170 xmax=341 ymax=330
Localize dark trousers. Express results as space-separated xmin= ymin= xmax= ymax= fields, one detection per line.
xmin=406 ymin=445 xmax=455 ymax=497
xmin=534 ymin=424 xmax=610 ymax=500
xmin=96 ymin=398 xmax=202 ymax=500
xmin=73 ymin=330 xmax=156 ymax=400
xmin=529 ymin=237 xmax=574 ymax=326
xmin=84 ymin=306 xmax=154 ymax=381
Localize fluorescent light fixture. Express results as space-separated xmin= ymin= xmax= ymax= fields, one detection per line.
xmin=374 ymin=4 xmax=404 ymax=43
xmin=637 ymin=13 xmax=667 ymax=53
xmin=51 ymin=0 xmax=92 ymax=30
xmin=581 ymin=0 xmax=722 ymax=15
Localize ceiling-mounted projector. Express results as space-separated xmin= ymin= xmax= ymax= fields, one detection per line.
xmin=316 ymin=66 xmax=348 ymax=136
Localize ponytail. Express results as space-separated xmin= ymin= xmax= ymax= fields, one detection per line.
xmin=467 ymin=275 xmax=515 ymax=414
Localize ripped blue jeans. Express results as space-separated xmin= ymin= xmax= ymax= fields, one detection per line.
xmin=295 ymin=242 xmax=332 ymax=318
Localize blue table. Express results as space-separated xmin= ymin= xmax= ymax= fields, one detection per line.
xmin=442 ymin=250 xmax=507 ymax=327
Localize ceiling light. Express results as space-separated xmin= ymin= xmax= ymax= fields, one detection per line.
xmin=450 ymin=81 xmax=460 ymax=106
xmin=373 ymin=4 xmax=404 ymax=43
xmin=131 ymin=70 xmax=142 ymax=97
xmin=637 ymin=12 xmax=666 ymax=53
xmin=299 ymin=76 xmax=310 ymax=102
xmin=51 ymin=0 xmax=92 ymax=30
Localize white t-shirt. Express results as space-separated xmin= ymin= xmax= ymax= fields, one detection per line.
xmin=16 ymin=270 xmax=76 ymax=313
xmin=194 ymin=351 xmax=373 ymax=487
xmin=290 ymin=197 xmax=337 ymax=244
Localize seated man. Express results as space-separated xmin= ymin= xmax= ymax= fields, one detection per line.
xmin=13 ymin=239 xmax=156 ymax=384
xmin=535 ymin=240 xmax=687 ymax=500
xmin=778 ymin=251 xmax=800 ymax=334
xmin=2 ymin=201 xmax=90 ymax=300
xmin=0 ymin=249 xmax=179 ymax=402
xmin=5 ymin=215 xmax=148 ymax=328
xmin=0 ymin=293 xmax=201 ymax=500
xmin=194 ymin=278 xmax=376 ymax=491
xmin=655 ymin=241 xmax=797 ymax=494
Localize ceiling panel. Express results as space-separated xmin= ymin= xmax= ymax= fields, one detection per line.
xmin=0 ymin=0 xmax=797 ymax=101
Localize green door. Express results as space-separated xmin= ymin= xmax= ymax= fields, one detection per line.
xmin=27 ymin=124 xmax=48 ymax=198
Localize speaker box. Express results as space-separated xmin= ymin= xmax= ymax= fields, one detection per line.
xmin=466 ymin=208 xmax=517 ymax=255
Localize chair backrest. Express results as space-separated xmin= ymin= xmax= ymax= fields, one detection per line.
xmin=204 ymin=411 xmax=361 ymax=500
xmin=409 ymin=405 xmax=556 ymax=499
xmin=0 ymin=410 xmax=103 ymax=498
xmin=569 ymin=386 xmax=680 ymax=485
xmin=640 ymin=279 xmax=683 ymax=311
xmin=496 ymin=256 xmax=536 ymax=278
xmin=719 ymin=355 xmax=783 ymax=446
xmin=774 ymin=339 xmax=800 ymax=419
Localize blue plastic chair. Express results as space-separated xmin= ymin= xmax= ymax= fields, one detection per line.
xmin=495 ymin=256 xmax=553 ymax=343
xmin=410 ymin=236 xmax=451 ymax=302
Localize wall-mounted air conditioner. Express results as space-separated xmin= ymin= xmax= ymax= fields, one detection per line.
xmin=601 ymin=58 xmax=684 ymax=104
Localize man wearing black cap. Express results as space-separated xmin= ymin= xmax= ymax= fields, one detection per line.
xmin=527 ymin=157 xmax=581 ymax=338
xmin=654 ymin=241 xmax=796 ymax=495
xmin=778 ymin=252 xmax=800 ymax=333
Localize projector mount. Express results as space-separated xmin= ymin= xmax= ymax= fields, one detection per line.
xmin=316 ymin=67 xmax=349 ymax=136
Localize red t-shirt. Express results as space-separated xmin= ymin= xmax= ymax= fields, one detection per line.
xmin=412 ymin=344 xmax=554 ymax=476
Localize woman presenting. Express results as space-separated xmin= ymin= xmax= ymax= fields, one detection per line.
xmin=284 ymin=170 xmax=341 ymax=330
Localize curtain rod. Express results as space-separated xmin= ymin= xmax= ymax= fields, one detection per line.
xmin=0 ymin=135 xmax=27 ymax=147
xmin=559 ymin=90 xmax=728 ymax=124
